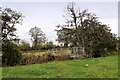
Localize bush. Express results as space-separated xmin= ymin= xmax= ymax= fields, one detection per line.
xmin=21 ymin=53 xmax=49 ymax=65
xmin=19 ymin=40 xmax=31 ymax=51
xmin=2 ymin=41 xmax=22 ymax=66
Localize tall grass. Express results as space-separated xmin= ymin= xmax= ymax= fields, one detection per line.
xmin=4 ymin=48 xmax=117 ymax=67
xmin=19 ymin=49 xmax=90 ymax=66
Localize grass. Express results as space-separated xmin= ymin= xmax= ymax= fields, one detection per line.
xmin=2 ymin=55 xmax=118 ymax=78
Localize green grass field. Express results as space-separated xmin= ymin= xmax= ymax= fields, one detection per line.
xmin=2 ymin=55 xmax=118 ymax=78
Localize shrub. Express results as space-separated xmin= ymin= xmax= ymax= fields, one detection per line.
xmin=21 ymin=53 xmax=49 ymax=65
xmin=2 ymin=41 xmax=22 ymax=66
xmin=20 ymin=48 xmax=91 ymax=66
xmin=19 ymin=40 xmax=31 ymax=51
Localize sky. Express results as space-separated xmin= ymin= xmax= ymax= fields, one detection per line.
xmin=2 ymin=2 xmax=118 ymax=45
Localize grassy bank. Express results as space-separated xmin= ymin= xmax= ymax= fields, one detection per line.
xmin=2 ymin=55 xmax=118 ymax=78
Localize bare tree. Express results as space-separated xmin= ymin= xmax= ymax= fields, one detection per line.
xmin=29 ymin=26 xmax=46 ymax=49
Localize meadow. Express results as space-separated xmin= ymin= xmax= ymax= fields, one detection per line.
xmin=2 ymin=55 xmax=118 ymax=78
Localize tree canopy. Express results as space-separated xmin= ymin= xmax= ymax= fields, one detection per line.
xmin=29 ymin=26 xmax=46 ymax=49
xmin=1 ymin=7 xmax=23 ymax=66
xmin=0 ymin=7 xmax=23 ymax=42
xmin=56 ymin=3 xmax=117 ymax=57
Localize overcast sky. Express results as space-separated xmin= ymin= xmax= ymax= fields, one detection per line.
xmin=2 ymin=2 xmax=118 ymax=45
